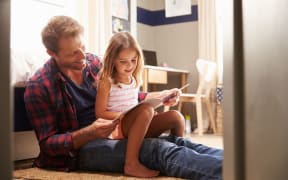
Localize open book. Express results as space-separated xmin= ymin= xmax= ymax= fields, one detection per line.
xmin=112 ymin=97 xmax=163 ymax=121
xmin=113 ymin=84 xmax=189 ymax=120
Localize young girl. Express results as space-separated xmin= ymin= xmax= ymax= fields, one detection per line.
xmin=96 ymin=32 xmax=185 ymax=178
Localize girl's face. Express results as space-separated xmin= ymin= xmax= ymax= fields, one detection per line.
xmin=114 ymin=48 xmax=138 ymax=80
xmin=50 ymin=35 xmax=86 ymax=72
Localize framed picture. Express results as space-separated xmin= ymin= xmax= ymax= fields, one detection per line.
xmin=111 ymin=0 xmax=129 ymax=20
xmin=165 ymin=0 xmax=191 ymax=17
xmin=112 ymin=17 xmax=130 ymax=33
xmin=111 ymin=0 xmax=131 ymax=33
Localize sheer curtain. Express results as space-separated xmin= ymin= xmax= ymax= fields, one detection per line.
xmin=198 ymin=0 xmax=223 ymax=84
xmin=198 ymin=0 xmax=223 ymax=131
xmin=66 ymin=0 xmax=112 ymax=56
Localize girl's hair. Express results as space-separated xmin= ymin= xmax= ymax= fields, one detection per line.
xmin=41 ymin=16 xmax=84 ymax=53
xmin=100 ymin=31 xmax=144 ymax=87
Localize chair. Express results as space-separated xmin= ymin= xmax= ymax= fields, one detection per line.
xmin=178 ymin=59 xmax=217 ymax=135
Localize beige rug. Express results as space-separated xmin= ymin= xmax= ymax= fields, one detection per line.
xmin=13 ymin=167 xmax=183 ymax=180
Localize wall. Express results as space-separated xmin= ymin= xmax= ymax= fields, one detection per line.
xmin=11 ymin=0 xmax=65 ymax=84
xmin=137 ymin=0 xmax=199 ymax=93
xmin=11 ymin=0 xmax=66 ymax=53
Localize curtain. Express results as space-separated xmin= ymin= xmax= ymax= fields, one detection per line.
xmin=198 ymin=0 xmax=223 ymax=131
xmin=198 ymin=0 xmax=223 ymax=84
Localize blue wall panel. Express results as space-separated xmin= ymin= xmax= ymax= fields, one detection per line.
xmin=137 ymin=5 xmax=198 ymax=26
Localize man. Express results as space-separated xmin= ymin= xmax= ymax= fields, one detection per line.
xmin=24 ymin=15 xmax=223 ymax=179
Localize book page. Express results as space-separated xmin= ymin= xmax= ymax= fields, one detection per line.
xmin=114 ymin=84 xmax=189 ymax=120
xmin=114 ymin=98 xmax=163 ymax=120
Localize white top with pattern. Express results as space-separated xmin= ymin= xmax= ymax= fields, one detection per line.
xmin=107 ymin=77 xmax=139 ymax=112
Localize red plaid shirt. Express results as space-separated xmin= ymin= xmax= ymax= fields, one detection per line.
xmin=24 ymin=53 xmax=146 ymax=171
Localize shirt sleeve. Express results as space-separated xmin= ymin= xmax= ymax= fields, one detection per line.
xmin=138 ymin=91 xmax=148 ymax=102
xmin=24 ymin=81 xmax=76 ymax=157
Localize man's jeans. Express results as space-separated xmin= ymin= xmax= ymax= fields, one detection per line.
xmin=78 ymin=135 xmax=223 ymax=180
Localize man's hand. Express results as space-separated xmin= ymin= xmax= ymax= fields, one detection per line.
xmin=72 ymin=118 xmax=119 ymax=149
xmin=90 ymin=118 xmax=119 ymax=138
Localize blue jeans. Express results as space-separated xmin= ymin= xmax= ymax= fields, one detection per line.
xmin=78 ymin=135 xmax=223 ymax=180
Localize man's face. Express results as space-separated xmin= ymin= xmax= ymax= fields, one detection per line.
xmin=51 ymin=35 xmax=86 ymax=71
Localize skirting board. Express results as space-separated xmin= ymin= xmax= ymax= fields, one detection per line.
xmin=14 ymin=131 xmax=39 ymax=161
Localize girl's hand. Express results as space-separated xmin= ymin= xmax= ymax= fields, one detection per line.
xmin=153 ymin=110 xmax=158 ymax=116
xmin=162 ymin=88 xmax=181 ymax=107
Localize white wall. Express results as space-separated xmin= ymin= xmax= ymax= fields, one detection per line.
xmin=137 ymin=23 xmax=156 ymax=50
xmin=137 ymin=0 xmax=158 ymax=10
xmin=154 ymin=23 xmax=198 ymax=72
xmin=136 ymin=0 xmax=157 ymax=50
xmin=11 ymin=0 xmax=67 ymax=53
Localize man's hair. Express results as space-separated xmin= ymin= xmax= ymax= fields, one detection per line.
xmin=41 ymin=16 xmax=84 ymax=53
xmin=100 ymin=31 xmax=144 ymax=87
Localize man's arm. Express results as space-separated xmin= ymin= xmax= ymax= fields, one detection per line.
xmin=71 ymin=118 xmax=119 ymax=149
xmin=24 ymin=81 xmax=76 ymax=156
xmin=24 ymin=81 xmax=119 ymax=154
xmin=24 ymin=53 xmax=120 ymax=155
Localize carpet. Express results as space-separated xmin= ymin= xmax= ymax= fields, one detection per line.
xmin=13 ymin=167 xmax=183 ymax=180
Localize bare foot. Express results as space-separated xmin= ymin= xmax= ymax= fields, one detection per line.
xmin=124 ymin=161 xmax=159 ymax=178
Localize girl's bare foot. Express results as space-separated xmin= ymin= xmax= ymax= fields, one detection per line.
xmin=124 ymin=161 xmax=159 ymax=178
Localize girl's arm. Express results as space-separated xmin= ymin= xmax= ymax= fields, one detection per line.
xmin=95 ymin=80 xmax=121 ymax=120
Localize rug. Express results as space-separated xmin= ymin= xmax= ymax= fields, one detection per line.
xmin=13 ymin=167 xmax=183 ymax=180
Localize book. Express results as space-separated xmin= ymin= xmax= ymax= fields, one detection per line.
xmin=113 ymin=84 xmax=190 ymax=120
xmin=112 ymin=98 xmax=162 ymax=121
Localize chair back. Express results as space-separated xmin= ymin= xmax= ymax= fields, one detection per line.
xmin=196 ymin=59 xmax=216 ymax=97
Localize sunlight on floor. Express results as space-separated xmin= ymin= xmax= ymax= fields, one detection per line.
xmin=185 ymin=133 xmax=223 ymax=149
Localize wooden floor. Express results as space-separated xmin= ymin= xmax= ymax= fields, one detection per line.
xmin=14 ymin=134 xmax=223 ymax=180
xmin=187 ymin=133 xmax=223 ymax=149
